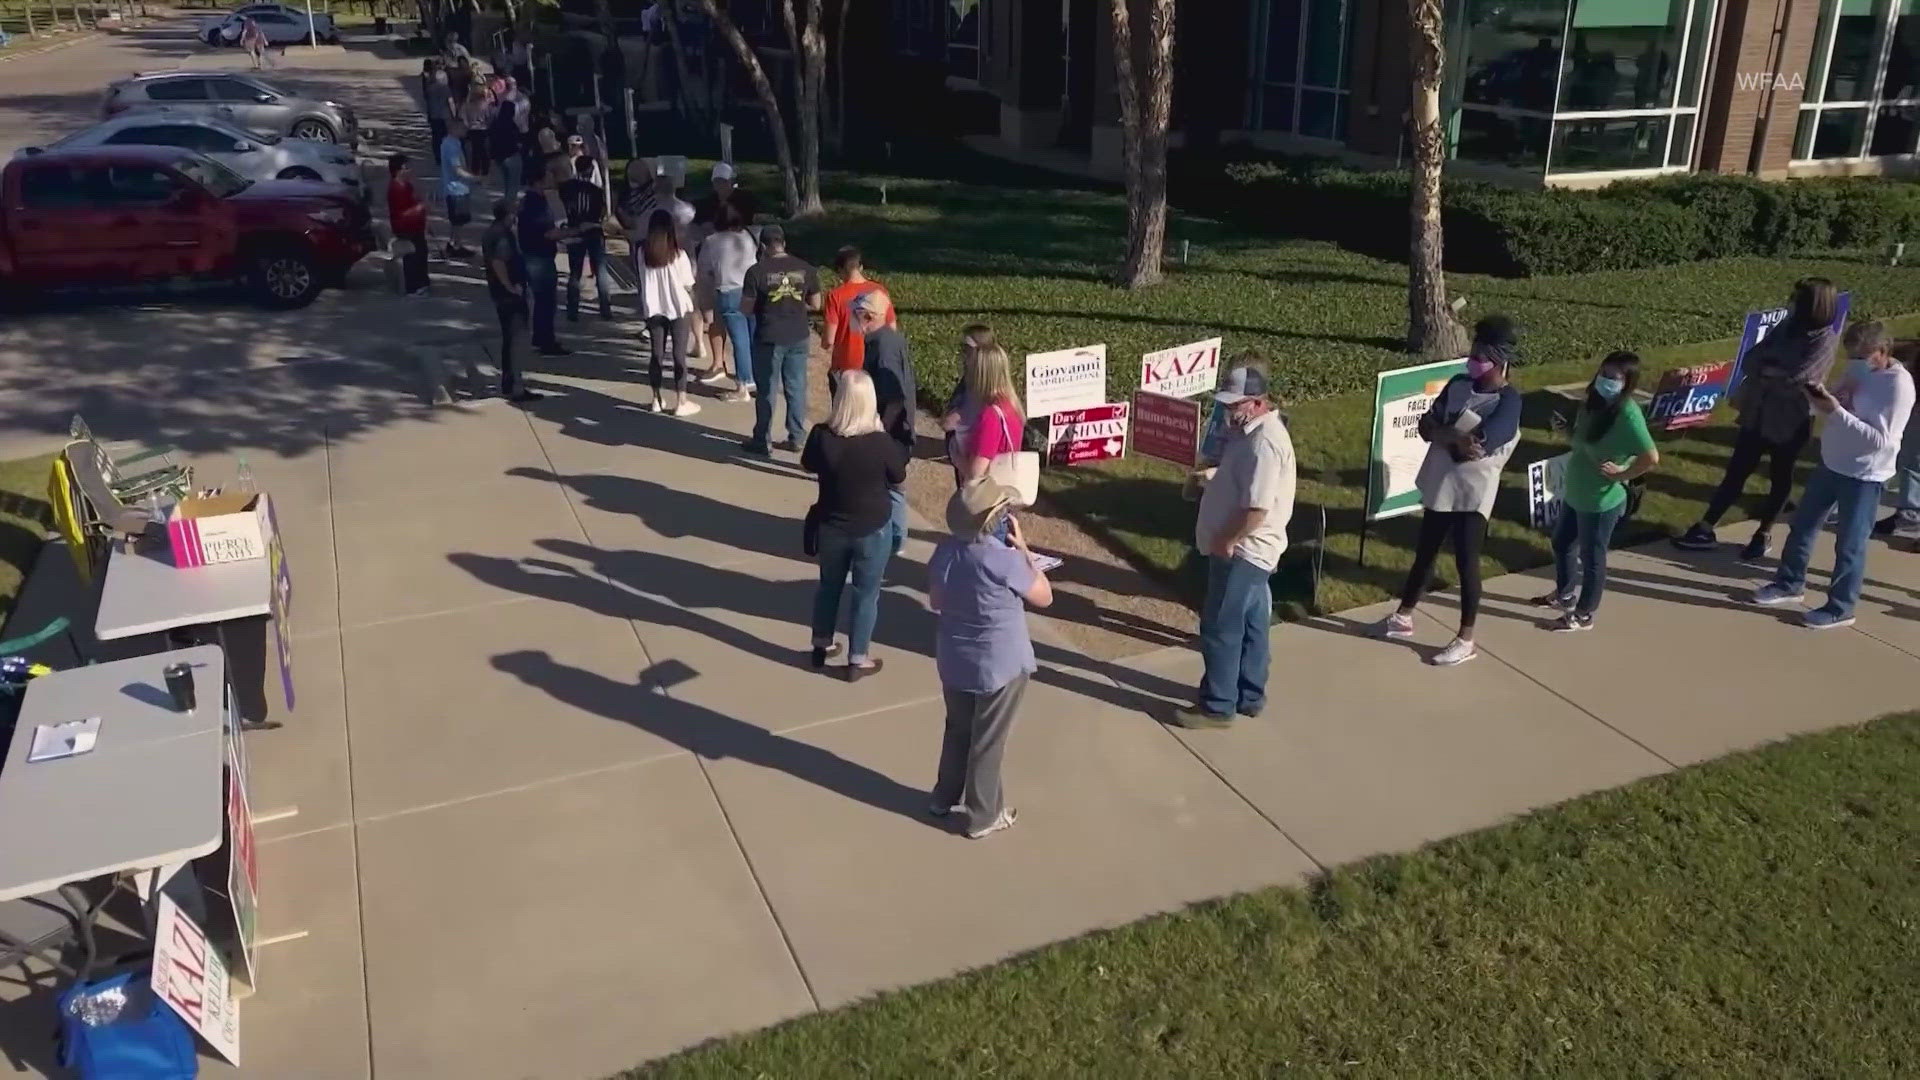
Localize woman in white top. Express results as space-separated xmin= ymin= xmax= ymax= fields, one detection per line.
xmin=696 ymin=199 xmax=760 ymax=401
xmin=635 ymin=210 xmax=699 ymax=417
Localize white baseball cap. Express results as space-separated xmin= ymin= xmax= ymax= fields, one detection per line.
xmin=711 ymin=161 xmax=736 ymax=181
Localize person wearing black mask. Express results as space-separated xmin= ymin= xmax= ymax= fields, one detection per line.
xmin=1376 ymin=316 xmax=1524 ymax=666
xmin=1673 ymin=277 xmax=1840 ymax=561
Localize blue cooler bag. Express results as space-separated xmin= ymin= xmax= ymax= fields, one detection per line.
xmin=57 ymin=970 xmax=199 ymax=1079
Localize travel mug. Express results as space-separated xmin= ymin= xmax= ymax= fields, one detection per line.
xmin=163 ymin=662 xmax=196 ymax=713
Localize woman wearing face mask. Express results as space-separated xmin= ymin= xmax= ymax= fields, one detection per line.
xmin=1376 ymin=315 xmax=1524 ymax=666
xmin=1534 ymin=351 xmax=1659 ymax=632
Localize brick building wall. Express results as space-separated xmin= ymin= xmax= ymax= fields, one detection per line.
xmin=1699 ymin=0 xmax=1823 ymax=177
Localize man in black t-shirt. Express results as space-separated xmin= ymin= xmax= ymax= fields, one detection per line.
xmin=482 ymin=197 xmax=541 ymax=403
xmin=691 ymin=161 xmax=761 ymax=228
xmin=558 ymin=155 xmax=612 ymax=322
xmin=741 ymin=224 xmax=820 ymax=455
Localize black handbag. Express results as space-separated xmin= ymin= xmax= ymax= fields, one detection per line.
xmin=802 ymin=503 xmax=823 ymax=557
xmin=1623 ymin=477 xmax=1648 ymax=520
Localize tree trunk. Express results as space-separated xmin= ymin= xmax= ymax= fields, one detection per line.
xmin=1107 ymin=0 xmax=1174 ymax=289
xmin=1405 ymin=0 xmax=1470 ymax=358
xmin=698 ymin=0 xmax=802 ymax=216
xmin=779 ymin=0 xmax=826 ymax=215
xmin=26 ymin=0 xmax=38 ymax=36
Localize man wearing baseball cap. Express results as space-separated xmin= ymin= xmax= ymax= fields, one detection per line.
xmin=1173 ymin=356 xmax=1296 ymax=729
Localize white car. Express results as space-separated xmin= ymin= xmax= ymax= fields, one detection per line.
xmin=201 ymin=6 xmax=338 ymax=47
xmin=27 ymin=113 xmax=362 ymax=193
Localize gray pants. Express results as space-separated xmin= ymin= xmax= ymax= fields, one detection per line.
xmin=932 ymin=672 xmax=1029 ymax=829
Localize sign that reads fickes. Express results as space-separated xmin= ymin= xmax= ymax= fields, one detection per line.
xmin=1025 ymin=344 xmax=1108 ymax=419
xmin=1647 ymin=359 xmax=1735 ymax=430
xmin=1138 ymin=337 xmax=1222 ymax=399
xmin=1048 ymin=403 xmax=1130 ymax=466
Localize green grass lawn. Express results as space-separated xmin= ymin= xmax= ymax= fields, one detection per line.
xmin=632 ymin=710 xmax=1920 ymax=1078
xmin=757 ymin=159 xmax=1920 ymax=614
xmin=0 ymin=454 xmax=54 ymax=631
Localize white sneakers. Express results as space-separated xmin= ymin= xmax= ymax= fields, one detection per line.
xmin=672 ymin=399 xmax=702 ymax=418
xmin=966 ymin=808 xmax=1018 ymax=840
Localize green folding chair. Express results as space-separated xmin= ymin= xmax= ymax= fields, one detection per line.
xmin=66 ymin=416 xmax=192 ymax=505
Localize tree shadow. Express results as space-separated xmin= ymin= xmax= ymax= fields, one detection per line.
xmin=490 ymin=650 xmax=938 ymax=826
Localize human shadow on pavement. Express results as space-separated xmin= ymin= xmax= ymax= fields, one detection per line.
xmin=490 ymin=650 xmax=938 ymax=827
xmin=505 ymin=467 xmax=810 ymax=565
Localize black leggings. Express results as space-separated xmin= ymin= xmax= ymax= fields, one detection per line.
xmin=1400 ymin=510 xmax=1488 ymax=630
xmin=494 ymin=301 xmax=522 ymax=394
xmin=1700 ymin=421 xmax=1812 ymax=531
xmin=646 ymin=315 xmax=689 ymax=395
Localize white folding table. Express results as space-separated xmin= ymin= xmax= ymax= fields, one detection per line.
xmin=0 ymin=646 xmax=228 ymax=906
xmin=95 ymin=545 xmax=279 ymax=727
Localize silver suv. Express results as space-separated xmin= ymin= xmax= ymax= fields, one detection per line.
xmin=102 ymin=71 xmax=356 ymax=144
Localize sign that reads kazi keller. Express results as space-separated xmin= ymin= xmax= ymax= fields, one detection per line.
xmin=1024 ymin=344 xmax=1107 ymax=419
xmin=1138 ymin=337 xmax=1222 ymax=399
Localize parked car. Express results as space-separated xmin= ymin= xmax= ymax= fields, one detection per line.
xmin=25 ymin=113 xmax=362 ymax=194
xmin=200 ymin=4 xmax=338 ymax=46
xmin=0 ymin=146 xmax=373 ymax=308
xmin=102 ymin=72 xmax=357 ymax=144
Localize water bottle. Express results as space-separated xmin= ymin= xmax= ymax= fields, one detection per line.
xmin=236 ymin=455 xmax=257 ymax=493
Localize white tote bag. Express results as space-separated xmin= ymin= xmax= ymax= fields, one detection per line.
xmin=984 ymin=404 xmax=1040 ymax=507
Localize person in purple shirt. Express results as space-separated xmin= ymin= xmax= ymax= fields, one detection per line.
xmin=926 ymin=481 xmax=1054 ymax=839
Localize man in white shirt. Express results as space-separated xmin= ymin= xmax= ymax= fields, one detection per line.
xmin=1174 ymin=359 xmax=1297 ymax=728
xmin=1755 ymin=320 xmax=1916 ymax=629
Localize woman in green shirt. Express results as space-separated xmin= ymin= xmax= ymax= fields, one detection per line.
xmin=1535 ymin=351 xmax=1660 ymax=632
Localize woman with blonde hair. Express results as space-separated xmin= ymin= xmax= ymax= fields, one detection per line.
xmin=952 ymin=341 xmax=1023 ymax=484
xmin=802 ymin=369 xmax=908 ymax=680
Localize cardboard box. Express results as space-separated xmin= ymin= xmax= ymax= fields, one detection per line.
xmin=168 ymin=492 xmax=272 ymax=568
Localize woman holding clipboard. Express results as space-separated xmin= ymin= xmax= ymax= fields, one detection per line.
xmin=1375 ymin=316 xmax=1524 ymax=666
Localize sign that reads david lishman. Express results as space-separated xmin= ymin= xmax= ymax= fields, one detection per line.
xmin=1048 ymin=403 xmax=1130 ymax=466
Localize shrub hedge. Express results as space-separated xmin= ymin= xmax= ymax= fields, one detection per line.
xmin=1170 ymin=150 xmax=1920 ymax=277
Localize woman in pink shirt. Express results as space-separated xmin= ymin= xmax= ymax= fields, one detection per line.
xmin=950 ymin=342 xmax=1023 ymax=540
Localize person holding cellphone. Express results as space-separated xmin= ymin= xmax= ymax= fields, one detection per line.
xmin=1375 ymin=316 xmax=1524 ymax=666
xmin=1534 ymin=351 xmax=1659 ymax=632
xmin=1753 ymin=320 xmax=1915 ymax=628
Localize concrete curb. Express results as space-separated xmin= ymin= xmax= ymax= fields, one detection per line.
xmin=0 ymin=29 xmax=102 ymax=63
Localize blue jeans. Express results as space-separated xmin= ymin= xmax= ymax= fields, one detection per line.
xmin=1895 ymin=408 xmax=1920 ymax=530
xmin=1550 ymin=503 xmax=1624 ymax=615
xmin=811 ymin=523 xmax=891 ymax=660
xmin=565 ymin=234 xmax=612 ymax=319
xmin=523 ymin=252 xmax=558 ymax=346
xmin=752 ymin=340 xmax=809 ymax=446
xmin=886 ymin=486 xmax=907 ymax=556
xmin=715 ymin=288 xmax=754 ymax=392
xmin=1197 ymin=555 xmax=1273 ymax=717
xmin=496 ymin=153 xmax=520 ymax=199
xmin=1773 ymin=465 xmax=1882 ymax=618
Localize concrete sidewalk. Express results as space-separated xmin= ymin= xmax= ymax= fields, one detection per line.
xmin=6 ymin=344 xmax=1918 ymax=1078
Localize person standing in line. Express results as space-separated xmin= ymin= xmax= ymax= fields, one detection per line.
xmin=565 ymin=133 xmax=604 ymax=191
xmin=1875 ymin=343 xmax=1920 ymax=541
xmin=947 ymin=340 xmax=1024 ymax=544
xmin=516 ymin=174 xmax=573 ymax=358
xmin=489 ymin=95 xmax=523 ymax=200
xmin=1674 ymin=277 xmax=1840 ymax=561
xmin=927 ymin=482 xmax=1053 ymax=839
xmin=741 ymin=225 xmax=821 ymax=455
xmin=437 ymin=118 xmax=478 ymax=259
xmin=1171 ymin=361 xmax=1296 ymax=728
xmin=693 ymin=160 xmax=761 ymax=227
xmin=423 ymin=59 xmax=453 ymax=154
xmin=695 ymin=199 xmax=759 ymax=401
xmin=1534 ymin=351 xmax=1660 ymax=632
xmin=822 ymin=246 xmax=896 ymax=381
xmin=855 ymin=290 xmax=915 ymax=556
xmin=1375 ymin=316 xmax=1525 ymax=666
xmin=386 ymin=154 xmax=431 ymax=296
xmin=634 ymin=209 xmax=700 ymax=416
xmin=482 ymin=197 xmax=540 ymax=403
xmin=1754 ymin=320 xmax=1915 ymax=628
xmin=558 ymin=155 xmax=613 ymax=322
xmin=461 ymin=79 xmax=493 ymax=179
xmin=802 ymin=369 xmax=907 ymax=681
xmin=941 ymin=323 xmax=996 ymax=451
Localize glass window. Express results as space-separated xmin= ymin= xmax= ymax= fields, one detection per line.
xmin=1668 ymin=111 xmax=1696 ymax=165
xmin=946 ymin=0 xmax=979 ymax=80
xmin=1264 ymin=0 xmax=1303 ymax=86
xmin=1884 ymin=0 xmax=1920 ymax=98
xmin=1300 ymin=89 xmax=1342 ymax=139
xmin=1455 ymin=108 xmax=1551 ymax=169
xmin=1826 ymin=0 xmax=1882 ymax=101
xmin=1458 ymin=0 xmax=1569 ymax=112
xmin=1677 ymin=0 xmax=1716 ymax=105
xmin=1249 ymin=0 xmax=1351 ymax=137
xmin=1301 ymin=0 xmax=1347 ymax=87
xmin=1551 ymin=114 xmax=1671 ymax=170
xmin=144 ymin=78 xmax=207 ymax=102
xmin=1811 ymin=107 xmax=1870 ymax=156
xmin=1259 ymin=85 xmax=1295 ymax=132
xmin=1561 ymin=0 xmax=1688 ymax=111
xmin=1870 ymin=101 xmax=1920 ymax=152
xmin=210 ymin=78 xmax=266 ymax=102
xmin=104 ymin=166 xmax=181 ymax=205
xmin=18 ymin=166 xmax=103 ymax=209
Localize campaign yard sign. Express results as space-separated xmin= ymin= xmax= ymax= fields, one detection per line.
xmin=1527 ymin=454 xmax=1570 ymax=532
xmin=1048 ymin=403 xmax=1130 ymax=465
xmin=1132 ymin=390 xmax=1202 ymax=466
xmin=1024 ymin=345 xmax=1108 ymax=419
xmin=1367 ymin=358 xmax=1470 ymax=520
xmin=1726 ymin=290 xmax=1851 ymax=396
xmin=1647 ymin=359 xmax=1735 ymax=430
xmin=1138 ymin=337 xmax=1222 ymax=399
xmin=153 ymin=894 xmax=241 ymax=1065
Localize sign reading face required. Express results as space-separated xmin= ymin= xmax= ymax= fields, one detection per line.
xmin=1367 ymin=358 xmax=1469 ymax=521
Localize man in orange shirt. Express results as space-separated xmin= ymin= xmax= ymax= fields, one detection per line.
xmin=822 ymin=246 xmax=896 ymax=374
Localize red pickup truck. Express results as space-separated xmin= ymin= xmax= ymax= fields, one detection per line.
xmin=0 ymin=144 xmax=372 ymax=308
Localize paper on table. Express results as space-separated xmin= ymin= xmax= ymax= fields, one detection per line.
xmin=1031 ymin=554 xmax=1063 ymax=574
xmin=28 ymin=717 xmax=100 ymax=762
